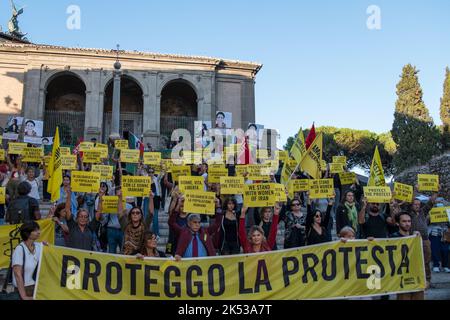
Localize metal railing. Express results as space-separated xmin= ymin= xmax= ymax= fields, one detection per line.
xmin=44 ymin=110 xmax=85 ymax=146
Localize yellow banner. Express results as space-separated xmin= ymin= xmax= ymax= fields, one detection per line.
xmin=83 ymin=149 xmax=102 ymax=164
xmin=8 ymin=142 xmax=27 ymax=155
xmin=144 ymin=152 xmax=162 ymax=166
xmin=339 ymin=172 xmax=356 ymax=185
xmin=100 ymin=196 xmax=126 ymax=214
xmin=95 ymin=147 xmax=108 ymax=159
xmin=364 ymin=186 xmax=392 ymax=203
xmin=290 ymin=128 xmax=306 ymax=164
xmin=96 ymin=143 xmax=108 ymax=149
xmin=309 ymin=179 xmax=334 ymax=199
xmin=236 ymin=165 xmax=270 ymax=181
xmin=184 ymin=191 xmax=216 ymax=215
xmin=0 ymin=219 xmax=54 ymax=269
xmin=115 ymin=140 xmax=129 ymax=150
xmin=0 ymin=149 xmax=5 ymax=161
xmin=34 ymin=236 xmax=425 ymax=300
xmin=179 ymin=176 xmax=205 ymax=194
xmin=0 ymin=187 xmax=5 ymax=205
xmin=162 ymin=159 xmax=175 ymax=173
xmin=272 ymin=183 xmax=287 ymax=202
xmin=79 ymin=142 xmax=94 ymax=152
xmin=244 ymin=184 xmax=276 ymax=208
xmin=288 ymin=179 xmax=310 ymax=196
xmin=330 ymin=163 xmax=344 ymax=174
xmin=220 ymin=177 xmax=244 ymax=195
xmin=368 ymin=146 xmax=386 ymax=187
xmin=429 ymin=207 xmax=450 ymax=224
xmin=92 ymin=165 xmax=114 ymax=181
xmin=61 ymin=155 xmax=77 ymax=170
xmin=417 ymin=174 xmax=439 ymax=192
xmin=332 ymin=156 xmax=347 ymax=165
xmin=122 ymin=176 xmax=151 ymax=197
xmin=120 ymin=149 xmax=140 ymax=164
xmin=22 ymin=147 xmax=44 ymax=162
xmin=276 ymin=150 xmax=288 ymax=162
xmin=320 ymin=160 xmax=327 ymax=171
xmin=71 ymin=171 xmax=101 ymax=193
xmin=208 ymin=166 xmax=228 ymax=184
xmin=393 ymin=182 xmax=413 ymax=203
xmin=171 ymin=165 xmax=192 ymax=182
xmin=60 ymin=147 xmax=71 ymax=156
xmin=300 ymin=133 xmax=322 ymax=179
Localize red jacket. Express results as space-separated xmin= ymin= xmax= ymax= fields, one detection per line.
xmin=239 ymin=214 xmax=279 ymax=253
xmin=168 ymin=210 xmax=222 ymax=257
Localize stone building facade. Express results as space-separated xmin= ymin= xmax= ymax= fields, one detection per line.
xmin=0 ymin=33 xmax=262 ymax=147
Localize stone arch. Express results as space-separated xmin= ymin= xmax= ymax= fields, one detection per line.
xmin=43 ymin=71 xmax=88 ymax=145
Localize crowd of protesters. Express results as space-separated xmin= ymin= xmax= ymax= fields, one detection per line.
xmin=0 ymin=143 xmax=449 ymax=301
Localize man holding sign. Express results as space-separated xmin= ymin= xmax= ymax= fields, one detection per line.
xmin=168 ymin=196 xmax=222 ymax=261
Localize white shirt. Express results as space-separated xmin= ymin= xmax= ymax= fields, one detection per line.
xmin=12 ymin=242 xmax=43 ymax=287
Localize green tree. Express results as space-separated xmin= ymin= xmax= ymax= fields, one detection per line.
xmin=440 ymin=67 xmax=450 ymax=150
xmin=391 ymin=64 xmax=441 ymax=173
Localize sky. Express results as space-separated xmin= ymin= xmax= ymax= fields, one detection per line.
xmin=1 ymin=0 xmax=449 ymax=146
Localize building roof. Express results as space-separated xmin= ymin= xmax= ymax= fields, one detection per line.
xmin=0 ymin=31 xmax=31 ymax=44
xmin=0 ymin=38 xmax=263 ymax=75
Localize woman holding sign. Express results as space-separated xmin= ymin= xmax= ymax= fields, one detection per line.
xmin=305 ymin=193 xmax=334 ymax=245
xmin=239 ymin=203 xmax=280 ymax=253
xmin=117 ymin=189 xmax=154 ymax=256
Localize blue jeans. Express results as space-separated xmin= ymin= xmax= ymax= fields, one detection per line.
xmin=430 ymin=235 xmax=449 ymax=268
xmin=152 ymin=209 xmax=160 ymax=236
xmin=107 ymin=228 xmax=123 ymax=254
xmin=0 ymin=218 xmax=4 ymax=225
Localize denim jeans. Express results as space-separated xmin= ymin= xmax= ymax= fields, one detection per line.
xmin=430 ymin=235 xmax=449 ymax=268
xmin=0 ymin=218 xmax=4 ymax=225
xmin=107 ymin=228 xmax=124 ymax=254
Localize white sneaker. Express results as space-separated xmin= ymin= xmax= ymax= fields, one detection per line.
xmin=433 ymin=267 xmax=440 ymax=273
xmin=444 ymin=267 xmax=450 ymax=273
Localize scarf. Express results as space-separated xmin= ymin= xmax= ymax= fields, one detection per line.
xmin=344 ymin=202 xmax=358 ymax=232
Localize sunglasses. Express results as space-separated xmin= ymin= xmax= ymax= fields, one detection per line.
xmin=291 ymin=203 xmax=300 ymax=206
xmin=131 ymin=211 xmax=141 ymax=215
xmin=315 ymin=214 xmax=321 ymax=218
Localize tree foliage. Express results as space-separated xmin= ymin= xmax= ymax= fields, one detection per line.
xmin=391 ymin=64 xmax=441 ymax=173
xmin=440 ymin=67 xmax=450 ymax=151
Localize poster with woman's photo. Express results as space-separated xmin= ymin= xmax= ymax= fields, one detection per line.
xmin=194 ymin=121 xmax=212 ymax=149
xmin=3 ymin=116 xmax=23 ymax=140
xmin=23 ymin=119 xmax=44 ymax=144
xmin=215 ymin=111 xmax=232 ymax=129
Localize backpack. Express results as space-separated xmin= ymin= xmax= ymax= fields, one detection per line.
xmin=6 ymin=197 xmax=32 ymax=225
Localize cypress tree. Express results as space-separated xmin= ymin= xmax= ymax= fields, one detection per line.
xmin=440 ymin=67 xmax=450 ymax=151
xmin=391 ymin=64 xmax=441 ymax=172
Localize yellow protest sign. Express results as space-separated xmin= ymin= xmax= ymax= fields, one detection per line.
xmin=171 ymin=165 xmax=191 ymax=182
xmin=300 ymin=133 xmax=322 ymax=179
xmin=143 ymin=152 xmax=162 ymax=166
xmin=183 ymin=191 xmax=216 ymax=215
xmin=281 ymin=160 xmax=296 ymax=185
xmin=60 ymin=147 xmax=71 ymax=156
xmin=61 ymin=155 xmax=77 ymax=170
xmin=289 ymin=179 xmax=310 ymax=193
xmin=122 ymin=176 xmax=151 ymax=197
xmin=96 ymin=143 xmax=108 ymax=149
xmin=244 ymin=184 xmax=276 ymax=208
xmin=179 ymin=176 xmax=205 ymax=194
xmin=368 ymin=146 xmax=386 ymax=187
xmin=83 ymin=149 xmax=102 ymax=164
xmin=363 ymin=186 xmax=392 ymax=203
xmin=271 ymin=183 xmax=287 ymax=202
xmin=330 ymin=163 xmax=344 ymax=174
xmin=94 ymin=147 xmax=108 ymax=159
xmin=8 ymin=142 xmax=27 ymax=155
xmin=309 ymin=179 xmax=334 ymax=199
xmin=208 ymin=166 xmax=228 ymax=184
xmin=79 ymin=142 xmax=94 ymax=152
xmin=339 ymin=172 xmax=356 ymax=185
xmin=92 ymin=165 xmax=114 ymax=181
xmin=257 ymin=149 xmax=269 ymax=160
xmin=393 ymin=182 xmax=414 ymax=203
xmin=332 ymin=156 xmax=347 ymax=165
xmin=1 ymin=219 xmax=54 ymax=269
xmin=220 ymin=177 xmax=244 ymax=195
xmin=100 ymin=196 xmax=126 ymax=214
xmin=429 ymin=207 xmax=450 ymax=224
xmin=0 ymin=149 xmax=4 ymax=161
xmin=71 ymin=171 xmax=101 ymax=193
xmin=246 ymin=165 xmax=271 ymax=181
xmin=320 ymin=160 xmax=327 ymax=171
xmin=115 ymin=140 xmax=129 ymax=150
xmin=22 ymin=147 xmax=44 ymax=162
xmin=276 ymin=150 xmax=289 ymax=162
xmin=417 ymin=174 xmax=439 ymax=192
xmin=0 ymin=187 xmax=5 ymax=204
xmin=162 ymin=159 xmax=175 ymax=172
xmin=34 ymin=236 xmax=425 ymax=300
xmin=120 ymin=149 xmax=140 ymax=163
